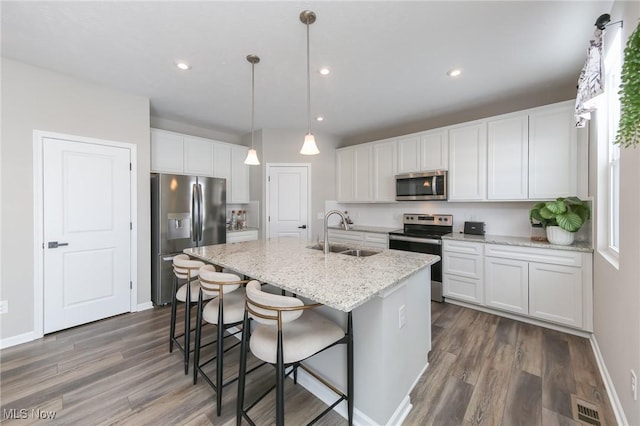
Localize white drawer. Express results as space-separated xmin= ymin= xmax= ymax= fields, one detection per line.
xmin=444 ymin=274 xmax=483 ymax=305
xmin=443 ymin=251 xmax=483 ymax=279
xmin=364 ymin=232 xmax=389 ymax=245
xmin=484 ymin=244 xmax=583 ymax=267
xmin=443 ymin=240 xmax=484 ymax=256
xmin=328 ymin=229 xmax=364 ymax=241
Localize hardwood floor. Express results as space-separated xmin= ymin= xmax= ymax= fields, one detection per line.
xmin=1 ymin=302 xmax=616 ymax=425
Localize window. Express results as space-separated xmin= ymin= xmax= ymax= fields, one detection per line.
xmin=597 ymin=27 xmax=622 ymax=264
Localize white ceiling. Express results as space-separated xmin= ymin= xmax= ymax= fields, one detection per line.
xmin=1 ymin=1 xmax=613 ymax=141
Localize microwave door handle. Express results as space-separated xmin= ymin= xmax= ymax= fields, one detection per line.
xmin=432 ymin=175 xmax=437 ymax=194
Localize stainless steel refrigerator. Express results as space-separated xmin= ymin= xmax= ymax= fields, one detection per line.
xmin=151 ymin=173 xmax=226 ymax=305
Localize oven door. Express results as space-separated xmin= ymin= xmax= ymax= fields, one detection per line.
xmin=388 ymin=234 xmax=443 ymax=302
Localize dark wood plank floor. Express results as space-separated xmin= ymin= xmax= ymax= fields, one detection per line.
xmin=0 ymin=302 xmax=616 ymax=425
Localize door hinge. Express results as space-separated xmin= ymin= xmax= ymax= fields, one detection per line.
xmin=130 ymin=222 xmax=133 ymax=230
xmin=268 ymin=216 xmax=271 ymax=222
xmin=268 ymin=176 xmax=271 ymax=182
xmin=129 ymin=162 xmax=132 ymax=171
xmin=130 ymin=281 xmax=133 ymax=290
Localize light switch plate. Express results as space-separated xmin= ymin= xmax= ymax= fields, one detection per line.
xmin=0 ymin=300 xmax=8 ymax=314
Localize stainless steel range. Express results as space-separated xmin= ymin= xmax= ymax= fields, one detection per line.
xmin=388 ymin=214 xmax=453 ymax=302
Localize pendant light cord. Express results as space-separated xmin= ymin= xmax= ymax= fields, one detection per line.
xmin=251 ymin=60 xmax=255 ymax=149
xmin=306 ymin=21 xmax=311 ymax=135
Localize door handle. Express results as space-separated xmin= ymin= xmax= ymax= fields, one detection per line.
xmin=48 ymin=241 xmax=69 ymax=249
xmin=298 ymin=225 xmax=307 ymax=229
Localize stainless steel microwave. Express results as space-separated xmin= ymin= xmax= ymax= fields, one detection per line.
xmin=395 ymin=170 xmax=447 ymax=201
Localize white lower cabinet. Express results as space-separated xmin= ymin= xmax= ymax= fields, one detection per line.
xmin=443 ymin=240 xmax=484 ymax=305
xmin=226 ymin=229 xmax=259 ymax=243
xmin=529 ymin=262 xmax=582 ymax=328
xmin=485 ymin=257 xmax=528 ymax=315
xmin=445 ymin=239 xmax=592 ymax=332
xmin=327 ymin=229 xmax=389 ymax=250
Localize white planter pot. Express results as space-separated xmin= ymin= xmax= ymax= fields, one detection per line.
xmin=546 ymin=226 xmax=575 ymax=245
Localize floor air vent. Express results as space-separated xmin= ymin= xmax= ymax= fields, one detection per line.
xmin=571 ymin=395 xmax=602 ymax=426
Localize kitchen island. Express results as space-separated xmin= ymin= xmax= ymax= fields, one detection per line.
xmin=184 ymin=238 xmax=438 ymax=425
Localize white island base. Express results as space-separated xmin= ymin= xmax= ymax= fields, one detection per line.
xmin=295 ymin=266 xmax=431 ymax=425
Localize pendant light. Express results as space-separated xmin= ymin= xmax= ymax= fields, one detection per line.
xmin=299 ymin=10 xmax=320 ymax=155
xmin=244 ymin=54 xmax=261 ymax=165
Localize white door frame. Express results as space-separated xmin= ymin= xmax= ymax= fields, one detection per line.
xmin=33 ymin=130 xmax=138 ymax=338
xmin=265 ymin=163 xmax=312 ymax=240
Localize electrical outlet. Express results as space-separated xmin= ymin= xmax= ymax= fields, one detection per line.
xmin=0 ymin=300 xmax=8 ymax=314
xmin=631 ymin=369 xmax=637 ymax=401
xmin=398 ymin=305 xmax=406 ymax=329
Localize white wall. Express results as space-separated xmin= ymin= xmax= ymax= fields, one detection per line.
xmin=0 ymin=59 xmax=151 ymax=342
xmin=252 ymin=129 xmax=340 ymax=240
xmin=592 ymin=2 xmax=640 ymax=425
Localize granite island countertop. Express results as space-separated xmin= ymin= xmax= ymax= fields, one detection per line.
xmin=184 ymin=238 xmax=438 ymax=312
xmin=442 ymin=232 xmax=593 ymax=253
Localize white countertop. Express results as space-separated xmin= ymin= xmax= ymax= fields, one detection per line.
xmin=184 ymin=238 xmax=438 ymax=312
xmin=442 ymin=232 xmax=593 ymax=253
xmin=328 ymin=225 xmax=399 ymax=234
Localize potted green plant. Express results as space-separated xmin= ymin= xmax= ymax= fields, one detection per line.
xmin=529 ymin=197 xmax=591 ymax=245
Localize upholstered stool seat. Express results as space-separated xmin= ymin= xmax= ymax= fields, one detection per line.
xmin=176 ymin=279 xmax=215 ymax=303
xmin=237 ymin=280 xmax=353 ymax=426
xmin=193 ymin=265 xmax=249 ymax=416
xmin=250 ymin=309 xmax=344 ymax=364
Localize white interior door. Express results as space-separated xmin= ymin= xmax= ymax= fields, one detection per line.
xmin=268 ymin=165 xmax=309 ymax=239
xmin=43 ymin=137 xmax=131 ymax=333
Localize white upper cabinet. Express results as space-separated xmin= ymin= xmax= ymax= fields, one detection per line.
xmin=420 ymin=130 xmax=448 ymax=171
xmin=487 ymin=115 xmax=528 ymax=200
xmin=528 ymin=102 xmax=578 ymax=199
xmin=183 ymin=135 xmax=215 ymax=176
xmin=336 ymin=148 xmax=355 ymax=202
xmin=230 ymin=145 xmax=250 ymax=204
xmin=151 ymin=129 xmax=184 ymax=174
xmin=448 ymin=122 xmax=487 ymax=201
xmin=213 ymin=143 xmax=231 ymax=180
xmin=354 ymin=145 xmax=373 ymax=201
xmin=150 ymin=128 xmax=250 ymax=203
xmin=396 ymin=136 xmax=421 ymax=173
xmin=372 ymin=140 xmax=396 ymax=202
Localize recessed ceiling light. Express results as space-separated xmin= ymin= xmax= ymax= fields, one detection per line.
xmin=316 ymin=116 xmax=324 ymax=122
xmin=319 ymin=67 xmax=331 ymax=76
xmin=447 ymin=68 xmax=462 ymax=77
xmin=176 ymin=61 xmax=191 ymax=71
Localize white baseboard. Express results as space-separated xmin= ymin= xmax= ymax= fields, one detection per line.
xmin=589 ymin=334 xmax=628 ymax=426
xmin=136 ymin=301 xmax=153 ymax=311
xmin=0 ymin=331 xmax=36 ymax=349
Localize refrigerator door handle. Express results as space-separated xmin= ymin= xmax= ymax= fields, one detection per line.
xmin=197 ymin=183 xmax=204 ymax=242
xmin=191 ymin=183 xmax=198 ymax=242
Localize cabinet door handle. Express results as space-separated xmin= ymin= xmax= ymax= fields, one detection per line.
xmin=298 ymin=225 xmax=307 ymax=229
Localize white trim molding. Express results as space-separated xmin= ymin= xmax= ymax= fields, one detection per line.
xmin=590 ymin=334 xmax=628 ymax=426
xmin=0 ymin=331 xmax=37 ymax=350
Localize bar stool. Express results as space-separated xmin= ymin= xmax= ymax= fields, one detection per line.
xmin=170 ymin=254 xmax=215 ymax=374
xmin=193 ymin=264 xmax=249 ymax=416
xmin=237 ymin=280 xmax=354 ymax=426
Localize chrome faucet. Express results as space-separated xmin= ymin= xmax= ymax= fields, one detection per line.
xmin=323 ymin=210 xmax=350 ymax=254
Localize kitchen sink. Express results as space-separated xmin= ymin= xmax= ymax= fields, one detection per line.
xmin=338 ymin=249 xmax=380 ymax=257
xmin=307 ymin=243 xmax=350 ymax=253
xmin=306 ymin=244 xmax=380 ymax=257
